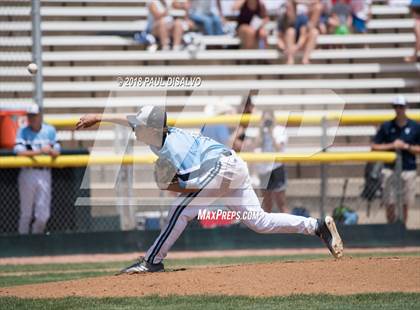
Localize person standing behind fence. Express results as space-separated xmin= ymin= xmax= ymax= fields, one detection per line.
xmin=371 ymin=96 xmax=420 ymax=224
xmin=13 ymin=105 xmax=60 ymax=234
xmin=257 ymin=111 xmax=288 ymax=213
xmin=256 ymin=111 xmax=289 ymax=213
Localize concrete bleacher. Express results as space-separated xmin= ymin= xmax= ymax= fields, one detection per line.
xmin=1 ymin=0 xmax=419 ymax=142
xmin=0 ymin=33 xmax=417 ymax=48
xmin=3 ymin=63 xmax=420 ymax=77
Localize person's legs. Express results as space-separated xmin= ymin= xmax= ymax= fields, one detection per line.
xmin=145 ymin=195 xmax=203 ymax=264
xmin=401 ymin=170 xmax=417 ymax=224
xmin=190 ymin=12 xmax=214 ymax=35
xmin=261 ymin=190 xmax=274 ymax=213
xmin=226 ymin=158 xmax=342 ymax=258
xmin=32 ymin=170 xmax=52 ymax=234
xmin=227 ymin=159 xmax=317 ymax=235
xmin=152 ymin=19 xmax=170 ymax=49
xmin=308 ymin=0 xmax=322 ymax=27
xmin=238 ymin=25 xmax=257 ymax=49
xmin=273 ymin=191 xmax=287 ymax=213
xmin=405 ymin=13 xmax=420 ymax=62
xmin=257 ymin=27 xmax=268 ymax=49
xmin=285 ymin=27 xmax=297 ymax=64
xmin=381 ymin=168 xmax=396 ymax=223
xmin=302 ymin=27 xmax=318 ymax=64
xmin=18 ymin=170 xmax=36 ymax=234
xmin=144 ymin=161 xmax=227 ymax=264
xmin=210 ymin=13 xmax=224 ymax=35
xmin=172 ymin=19 xmax=184 ymax=49
xmin=416 ymin=16 xmax=420 ymax=53
xmin=122 ymin=152 xmax=343 ymax=273
xmin=352 ymin=15 xmax=367 ymax=34
xmin=231 ymin=187 xmax=316 ymax=235
xmin=277 ymin=33 xmax=286 ymax=51
xmin=268 ymin=166 xmax=288 ymax=213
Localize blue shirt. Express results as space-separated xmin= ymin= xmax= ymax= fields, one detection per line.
xmin=411 ymin=0 xmax=420 ymax=8
xmin=151 ymin=127 xmax=228 ymax=189
xmin=373 ymin=118 xmax=420 ymax=171
xmin=200 ymin=124 xmax=230 ymax=146
xmin=14 ymin=123 xmax=61 ymax=155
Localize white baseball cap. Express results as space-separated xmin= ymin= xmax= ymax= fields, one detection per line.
xmin=392 ymin=95 xmax=407 ymax=107
xmin=127 ymin=105 xmax=167 ymax=129
xmin=27 ymin=104 xmax=40 ymax=115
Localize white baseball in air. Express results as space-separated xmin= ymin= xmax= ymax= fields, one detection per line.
xmin=27 ymin=63 xmax=38 ymax=75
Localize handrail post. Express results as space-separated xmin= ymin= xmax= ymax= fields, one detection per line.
xmin=395 ymin=151 xmax=404 ymax=224
xmin=319 ymin=116 xmax=328 ymax=219
xmin=31 ymin=0 xmax=43 ymax=108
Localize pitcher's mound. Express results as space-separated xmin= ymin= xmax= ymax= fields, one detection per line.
xmin=1 ymin=257 xmax=419 ymax=298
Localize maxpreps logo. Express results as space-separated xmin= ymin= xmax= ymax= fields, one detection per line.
xmin=197 ymin=209 xmax=263 ymax=221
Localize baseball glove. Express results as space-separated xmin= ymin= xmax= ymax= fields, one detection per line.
xmin=154 ymin=157 xmax=178 ymax=190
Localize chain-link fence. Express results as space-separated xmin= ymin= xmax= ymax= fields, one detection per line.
xmin=1 ymin=153 xmax=417 ymax=236
xmin=248 ymin=155 xmax=418 ymax=229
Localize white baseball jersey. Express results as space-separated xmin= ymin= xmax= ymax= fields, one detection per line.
xmin=145 ymin=128 xmax=317 ymax=264
xmin=14 ymin=123 xmax=60 ymax=234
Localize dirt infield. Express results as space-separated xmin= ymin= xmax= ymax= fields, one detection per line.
xmin=1 ymin=257 xmax=419 ymax=298
xmin=1 ymin=247 xmax=419 ymax=265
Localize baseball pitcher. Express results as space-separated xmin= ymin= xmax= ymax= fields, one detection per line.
xmin=76 ymin=105 xmax=344 ymax=273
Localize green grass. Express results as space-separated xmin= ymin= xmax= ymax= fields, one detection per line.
xmin=0 ymin=293 xmax=419 ymax=310
xmin=0 ymin=271 xmax=108 ymax=288
xmin=0 ymin=251 xmax=418 ymax=288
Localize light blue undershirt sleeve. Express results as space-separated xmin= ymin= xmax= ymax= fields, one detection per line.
xmin=14 ymin=128 xmax=26 ymax=154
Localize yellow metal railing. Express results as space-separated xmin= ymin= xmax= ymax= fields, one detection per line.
xmin=0 ymin=152 xmax=396 ymax=168
xmin=44 ymin=112 xmax=420 ymax=129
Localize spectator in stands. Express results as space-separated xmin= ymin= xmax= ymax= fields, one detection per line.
xmin=328 ymin=0 xmax=352 ymax=35
xmin=14 ymin=105 xmax=61 ymax=234
xmin=256 ymin=111 xmax=289 ymax=213
xmin=147 ymin=0 xmax=190 ymax=51
xmin=405 ymin=0 xmax=420 ymax=62
xmin=318 ymin=0 xmax=333 ymax=35
xmin=234 ymin=0 xmax=269 ymax=49
xmin=188 ymin=0 xmax=225 ymax=35
xmin=277 ymin=0 xmax=320 ymax=64
xmin=201 ymin=101 xmax=234 ymax=146
xmin=351 ymin=0 xmax=372 ymax=34
xmin=371 ymin=96 xmax=420 ymax=224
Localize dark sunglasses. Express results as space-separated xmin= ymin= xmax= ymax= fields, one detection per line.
xmin=393 ymin=105 xmax=406 ymax=109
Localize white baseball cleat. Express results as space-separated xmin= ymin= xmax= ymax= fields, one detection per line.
xmin=316 ymin=216 xmax=344 ymax=259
